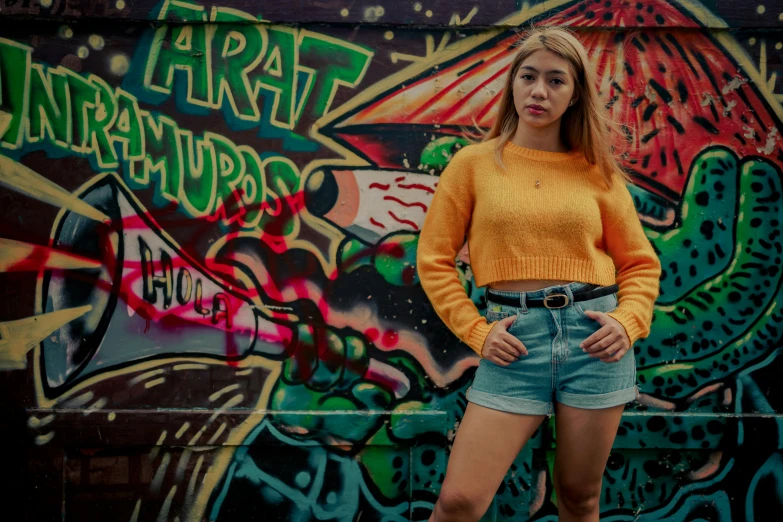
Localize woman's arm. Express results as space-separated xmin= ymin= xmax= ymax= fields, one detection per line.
xmin=416 ymin=151 xmax=493 ymax=356
xmin=603 ymin=176 xmax=663 ymax=345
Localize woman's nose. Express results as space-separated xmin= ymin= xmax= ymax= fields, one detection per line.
xmin=531 ymin=80 xmax=547 ymax=98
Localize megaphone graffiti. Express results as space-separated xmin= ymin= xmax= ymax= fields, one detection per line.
xmin=39 ymin=173 xmax=290 ymax=398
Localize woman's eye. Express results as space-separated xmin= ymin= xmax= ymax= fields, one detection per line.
xmin=521 ymin=74 xmax=534 ymax=80
xmin=551 ymin=78 xmax=564 ymax=84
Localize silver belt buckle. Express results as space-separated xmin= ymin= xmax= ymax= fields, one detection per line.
xmin=543 ymin=293 xmax=569 ymax=309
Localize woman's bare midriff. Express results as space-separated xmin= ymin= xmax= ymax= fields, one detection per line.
xmin=489 ymin=279 xmax=573 ymax=292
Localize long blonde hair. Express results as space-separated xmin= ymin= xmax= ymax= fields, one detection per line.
xmin=483 ymin=27 xmax=628 ymax=186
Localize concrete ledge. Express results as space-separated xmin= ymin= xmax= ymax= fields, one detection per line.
xmin=25 ymin=408 xmax=450 ymax=447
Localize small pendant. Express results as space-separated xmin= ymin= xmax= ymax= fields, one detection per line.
xmin=535 ymin=180 xmax=541 ymax=189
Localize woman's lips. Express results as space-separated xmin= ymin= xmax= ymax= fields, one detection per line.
xmin=527 ymin=105 xmax=545 ymax=115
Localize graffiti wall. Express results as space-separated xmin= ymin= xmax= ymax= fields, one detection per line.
xmin=2 ymin=0 xmax=783 ymax=520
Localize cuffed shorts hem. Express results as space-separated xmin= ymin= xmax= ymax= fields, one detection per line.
xmin=556 ymin=386 xmax=639 ymax=410
xmin=467 ymin=387 xmax=552 ymax=415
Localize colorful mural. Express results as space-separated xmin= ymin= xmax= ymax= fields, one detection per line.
xmin=2 ymin=0 xmax=783 ymax=520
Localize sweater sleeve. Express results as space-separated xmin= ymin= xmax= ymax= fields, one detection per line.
xmin=416 ymin=151 xmax=494 ymax=356
xmin=603 ymin=175 xmax=662 ymax=345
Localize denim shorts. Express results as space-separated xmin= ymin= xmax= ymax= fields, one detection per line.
xmin=467 ymin=281 xmax=639 ymax=415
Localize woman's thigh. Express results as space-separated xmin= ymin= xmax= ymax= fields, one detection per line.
xmin=552 ymin=402 xmax=625 ymax=489
xmin=439 ymin=402 xmax=546 ymax=510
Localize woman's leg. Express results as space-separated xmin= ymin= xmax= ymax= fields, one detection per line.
xmin=430 ymin=402 xmax=546 ymax=522
xmin=552 ymin=402 xmax=625 ymax=522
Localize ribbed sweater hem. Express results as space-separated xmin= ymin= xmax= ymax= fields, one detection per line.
xmin=474 ymin=257 xmax=617 ymax=288
xmin=607 ymin=308 xmax=647 ymax=345
xmin=467 ymin=321 xmax=494 ymax=357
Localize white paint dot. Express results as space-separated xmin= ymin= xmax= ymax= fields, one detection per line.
xmin=363 ymin=6 xmax=385 ymax=21
xmin=110 ymin=54 xmax=130 ymax=75
xmin=426 ymin=9 xmax=433 ymax=17
xmin=116 ymin=0 xmax=126 ymax=8
xmin=757 ymin=5 xmax=766 ymax=15
xmin=59 ymin=26 xmax=73 ymax=39
xmin=749 ymin=38 xmax=757 ymax=45
xmin=40 ymin=0 xmax=52 ymax=7
xmin=89 ymin=34 xmax=105 ymax=50
xmin=77 ymin=46 xmax=89 ymax=59
xmin=414 ymin=2 xmax=422 ymax=12
xmin=108 ymin=412 xmax=116 ymax=421
xmin=777 ymin=42 xmax=783 ymax=50
xmin=340 ymin=8 xmax=349 ymax=16
xmin=384 ymin=31 xmax=394 ymax=40
xmin=779 ymin=13 xmax=783 ymax=21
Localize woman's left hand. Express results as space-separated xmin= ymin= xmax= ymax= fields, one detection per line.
xmin=579 ymin=311 xmax=631 ymax=363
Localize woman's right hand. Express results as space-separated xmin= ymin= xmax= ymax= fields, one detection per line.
xmin=481 ymin=316 xmax=528 ymax=365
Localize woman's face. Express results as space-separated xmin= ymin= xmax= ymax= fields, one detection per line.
xmin=512 ymin=49 xmax=577 ymax=130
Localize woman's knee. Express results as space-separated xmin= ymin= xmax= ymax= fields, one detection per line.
xmin=433 ymin=487 xmax=488 ymax=521
xmin=555 ymin=479 xmax=601 ymax=515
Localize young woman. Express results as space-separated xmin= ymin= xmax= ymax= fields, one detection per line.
xmin=416 ymin=27 xmax=662 ymax=522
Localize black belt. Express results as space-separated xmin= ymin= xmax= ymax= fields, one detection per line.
xmin=486 ymin=284 xmax=619 ymax=309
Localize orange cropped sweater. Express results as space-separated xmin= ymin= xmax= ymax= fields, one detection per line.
xmin=416 ymin=138 xmax=662 ymax=356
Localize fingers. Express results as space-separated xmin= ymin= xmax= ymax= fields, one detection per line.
xmin=580 ymin=325 xmax=613 ymax=351
xmin=482 ymin=321 xmax=528 ymax=364
xmin=500 ymin=314 xmax=518 ymax=326
xmin=593 ymin=341 xmax=626 ymax=361
xmin=496 ymin=341 xmax=520 ymax=358
xmin=496 ymin=316 xmax=527 ymax=356
xmin=582 ymin=310 xmax=606 ymax=324
xmin=600 ymin=343 xmax=630 ymax=363
xmin=482 ymin=313 xmax=537 ymax=363
xmin=486 ymin=348 xmax=516 ymax=366
xmin=500 ymin=332 xmax=528 ymax=356
xmin=489 ymin=338 xmax=524 ymax=362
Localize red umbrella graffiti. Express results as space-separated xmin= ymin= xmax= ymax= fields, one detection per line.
xmin=327 ymin=0 xmax=782 ymax=227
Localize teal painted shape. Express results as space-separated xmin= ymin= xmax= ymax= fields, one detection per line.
xmin=647 ymin=147 xmax=738 ymax=303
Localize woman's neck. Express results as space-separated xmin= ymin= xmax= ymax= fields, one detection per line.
xmin=510 ymin=122 xmax=568 ymax=153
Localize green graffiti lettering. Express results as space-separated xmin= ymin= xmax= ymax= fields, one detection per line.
xmin=84 ymin=75 xmax=119 ymax=168
xmin=1 ymin=31 xmax=313 ymax=234
xmin=28 ymin=64 xmax=71 ymax=147
xmin=237 ymin=146 xmax=266 ymax=229
xmin=131 ymin=112 xmax=182 ymax=203
xmin=135 ymin=3 xmax=372 ymax=130
xmin=254 ymin=26 xmax=298 ymax=129
xmin=297 ymin=31 xmax=372 ymax=117
xmin=111 ymin=88 xmax=145 ymax=161
xmin=210 ymin=7 xmax=267 ymax=123
xmin=64 ymin=70 xmax=121 ymax=166
xmin=0 ymin=38 xmax=31 ymax=149
xmin=209 ymin=132 xmax=245 ymax=225
xmin=144 ymin=2 xmax=212 ymax=108
xmin=179 ymin=130 xmax=217 ymax=217
xmin=64 ymin=70 xmax=98 ymax=155
xmin=260 ymin=156 xmax=301 ymax=238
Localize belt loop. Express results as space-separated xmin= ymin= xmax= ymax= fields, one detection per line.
xmin=519 ymin=292 xmax=529 ymax=314
xmin=563 ymin=284 xmax=575 ymax=305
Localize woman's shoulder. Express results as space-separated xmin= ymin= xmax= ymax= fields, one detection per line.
xmin=437 ymin=139 xmax=493 ymax=193
xmin=465 ymin=136 xmax=499 ymax=154
xmin=449 ymin=137 xmax=497 ymax=164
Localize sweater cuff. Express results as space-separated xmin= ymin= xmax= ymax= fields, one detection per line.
xmin=606 ymin=308 xmax=646 ymax=345
xmin=467 ymin=320 xmax=494 ymax=357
